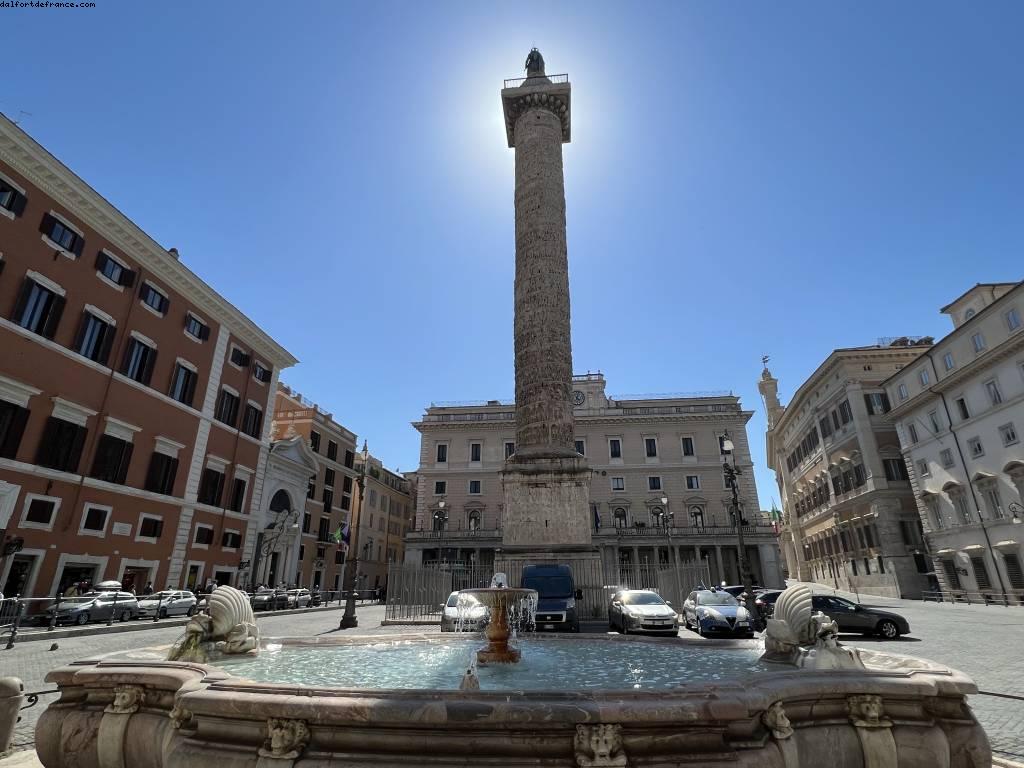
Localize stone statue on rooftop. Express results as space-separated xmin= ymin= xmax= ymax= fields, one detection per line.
xmin=525 ymin=48 xmax=545 ymax=76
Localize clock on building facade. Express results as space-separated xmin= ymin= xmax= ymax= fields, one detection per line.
xmin=571 ymin=390 xmax=586 ymax=407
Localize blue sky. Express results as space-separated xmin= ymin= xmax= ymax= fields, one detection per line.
xmin=2 ymin=1 xmax=1021 ymax=507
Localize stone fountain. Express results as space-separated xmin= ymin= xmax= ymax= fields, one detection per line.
xmin=460 ymin=573 xmax=537 ymax=664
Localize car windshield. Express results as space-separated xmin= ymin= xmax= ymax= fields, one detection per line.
xmin=522 ymin=575 xmax=572 ymax=597
xmin=447 ymin=593 xmax=480 ymax=608
xmin=697 ymin=592 xmax=738 ymax=606
xmin=144 ymin=592 xmax=174 ymax=600
xmin=58 ymin=597 xmax=95 ymax=605
xmin=620 ymin=592 xmax=666 ymax=605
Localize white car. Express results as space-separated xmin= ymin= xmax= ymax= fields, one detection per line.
xmin=440 ymin=591 xmax=489 ymax=632
xmin=287 ymin=588 xmax=312 ymax=608
xmin=137 ymin=590 xmax=198 ymax=618
xmin=607 ymin=590 xmax=679 ymax=635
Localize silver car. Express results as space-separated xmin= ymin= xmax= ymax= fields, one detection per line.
xmin=48 ymin=591 xmax=139 ymax=625
xmin=137 ymin=590 xmax=198 ymax=618
xmin=607 ymin=590 xmax=679 ymax=635
xmin=287 ymin=588 xmax=312 ymax=608
xmin=440 ymin=591 xmax=488 ymax=632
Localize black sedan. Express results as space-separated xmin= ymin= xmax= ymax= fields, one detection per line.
xmin=811 ymin=594 xmax=910 ymax=639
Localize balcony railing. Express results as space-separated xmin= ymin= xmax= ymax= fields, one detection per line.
xmin=503 ymin=73 xmax=569 ymax=88
xmin=407 ymin=528 xmax=501 ymax=541
xmin=597 ymin=524 xmax=777 ymax=539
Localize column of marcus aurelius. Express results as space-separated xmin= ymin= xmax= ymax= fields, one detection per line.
xmin=498 ymin=50 xmax=598 ymax=570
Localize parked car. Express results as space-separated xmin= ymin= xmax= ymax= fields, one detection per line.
xmin=252 ymin=588 xmax=289 ymax=611
xmin=287 ymin=588 xmax=312 ymax=608
xmin=309 ymin=591 xmax=323 ymax=607
xmin=137 ymin=590 xmax=197 ymax=618
xmin=521 ymin=564 xmax=581 ymax=632
xmin=754 ymin=589 xmax=785 ymax=619
xmin=811 ymin=594 xmax=910 ymax=639
xmin=681 ymin=589 xmax=754 ymax=638
xmin=440 ymin=591 xmax=489 ymax=632
xmin=47 ymin=592 xmax=139 ymax=625
xmin=607 ymin=590 xmax=679 ymax=635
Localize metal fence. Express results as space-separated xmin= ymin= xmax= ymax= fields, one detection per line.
xmin=384 ymin=560 xmax=713 ymax=623
xmin=922 ymin=590 xmax=1024 ymax=606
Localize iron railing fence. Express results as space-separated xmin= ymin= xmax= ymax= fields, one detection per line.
xmin=921 ymin=589 xmax=1024 ymax=606
xmin=503 ymin=74 xmax=569 ymax=88
xmin=384 ymin=560 xmax=715 ymax=623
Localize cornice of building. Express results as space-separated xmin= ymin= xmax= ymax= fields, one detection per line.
xmin=0 ymin=113 xmax=297 ymax=368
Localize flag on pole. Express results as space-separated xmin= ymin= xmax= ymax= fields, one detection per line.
xmin=332 ymin=524 xmax=351 ymax=551
xmin=593 ymin=504 xmax=601 ymax=531
xmin=768 ymin=501 xmax=781 ymax=533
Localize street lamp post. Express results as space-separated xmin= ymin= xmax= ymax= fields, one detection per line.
xmin=721 ymin=432 xmax=754 ymax=615
xmin=340 ymin=441 xmax=370 ymax=629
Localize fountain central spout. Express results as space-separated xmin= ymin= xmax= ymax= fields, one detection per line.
xmin=459 ymin=585 xmax=537 ymax=664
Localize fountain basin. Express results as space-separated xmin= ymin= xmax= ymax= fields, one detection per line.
xmin=458 ymin=586 xmax=536 ymax=664
xmin=36 ymin=633 xmax=990 ymax=768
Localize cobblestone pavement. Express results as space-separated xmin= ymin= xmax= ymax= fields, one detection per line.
xmin=5 ymin=593 xmax=1023 ymax=761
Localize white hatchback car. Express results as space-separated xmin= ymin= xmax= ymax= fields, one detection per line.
xmin=137 ymin=590 xmax=198 ymax=618
xmin=287 ymin=588 xmax=312 ymax=608
xmin=440 ymin=591 xmax=489 ymax=632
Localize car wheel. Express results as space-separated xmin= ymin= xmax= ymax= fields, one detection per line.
xmin=76 ymin=612 xmax=89 ymax=625
xmin=877 ymin=620 xmax=900 ymax=640
xmin=186 ymin=606 xmax=196 ymax=617
xmin=159 ymin=609 xmax=168 ymax=619
xmin=118 ymin=611 xmax=129 ymax=622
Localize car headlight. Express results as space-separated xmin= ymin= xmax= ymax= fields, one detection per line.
xmin=565 ymin=597 xmax=576 ymax=610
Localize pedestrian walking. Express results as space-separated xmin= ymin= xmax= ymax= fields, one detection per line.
xmin=143 ymin=582 xmax=153 ymax=596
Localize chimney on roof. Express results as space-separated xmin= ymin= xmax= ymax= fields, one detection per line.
xmin=168 ymin=247 xmax=180 ymax=260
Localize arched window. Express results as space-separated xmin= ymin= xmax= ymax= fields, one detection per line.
xmin=650 ymin=506 xmax=665 ymax=526
xmin=467 ymin=510 xmax=481 ymax=531
xmin=432 ymin=509 xmax=447 ymax=531
xmin=614 ymin=507 xmax=628 ymax=528
xmin=689 ymin=504 xmax=705 ymax=529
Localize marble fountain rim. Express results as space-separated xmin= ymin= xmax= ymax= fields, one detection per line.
xmin=46 ymin=630 xmax=979 ymax=710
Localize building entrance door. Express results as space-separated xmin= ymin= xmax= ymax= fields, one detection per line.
xmin=59 ymin=563 xmax=101 ymax=595
xmin=185 ymin=564 xmax=201 ymax=591
xmin=213 ymin=570 xmax=233 ymax=587
xmin=121 ymin=567 xmax=151 ymax=594
xmin=3 ymin=554 xmax=37 ymax=596
xmin=267 ymin=552 xmax=279 ymax=588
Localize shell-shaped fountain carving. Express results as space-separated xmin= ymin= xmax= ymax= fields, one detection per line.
xmin=167 ymin=585 xmax=260 ymax=662
xmin=771 ymin=584 xmax=814 ymax=645
xmin=762 ymin=584 xmax=865 ymax=670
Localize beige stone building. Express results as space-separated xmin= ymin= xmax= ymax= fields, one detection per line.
xmin=761 ymin=343 xmax=935 ymax=599
xmin=269 ymin=384 xmax=358 ymax=591
xmin=405 ymin=373 xmax=784 ymax=588
xmin=350 ymin=454 xmax=415 ymax=593
xmin=883 ymin=282 xmax=1024 ymax=602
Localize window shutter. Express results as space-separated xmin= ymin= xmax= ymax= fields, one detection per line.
xmin=11 ymin=191 xmax=27 ymax=217
xmin=214 ymin=472 xmax=225 ymax=507
xmin=67 ymin=424 xmax=88 ymax=474
xmin=0 ymin=259 xmax=5 ymax=277
xmin=10 ymin=278 xmax=33 ymax=323
xmin=145 ymin=454 xmax=161 ymax=492
xmin=34 ymin=417 xmax=58 ymax=466
xmin=72 ymin=312 xmax=90 ymax=355
xmin=141 ymin=348 xmax=157 ymax=386
xmin=199 ymin=323 xmax=210 ymax=341
xmin=863 ymin=394 xmax=873 ymax=415
xmin=0 ymin=405 xmax=29 ymax=459
xmin=167 ymin=458 xmax=179 ymax=493
xmin=41 ymin=294 xmax=65 ymax=340
xmin=160 ymin=294 xmax=170 ymax=314
xmin=120 ymin=269 xmax=136 ymax=288
xmin=97 ymin=326 xmax=115 ymax=367
xmin=116 ymin=441 xmax=134 ymax=484
xmin=881 ymin=392 xmax=891 ymax=412
xmin=94 ymin=251 xmax=107 ymax=271
xmin=71 ymin=233 xmax=84 ymax=258
xmin=184 ymin=370 xmax=197 ymax=407
xmin=39 ymin=213 xmax=54 ymax=236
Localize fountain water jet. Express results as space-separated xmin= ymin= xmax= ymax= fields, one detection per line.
xmin=460 ymin=573 xmax=537 ymax=664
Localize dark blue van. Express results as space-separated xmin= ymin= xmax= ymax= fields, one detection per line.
xmin=521 ymin=564 xmax=581 ymax=632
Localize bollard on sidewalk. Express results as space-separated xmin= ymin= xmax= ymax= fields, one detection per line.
xmin=0 ymin=677 xmax=24 ymax=753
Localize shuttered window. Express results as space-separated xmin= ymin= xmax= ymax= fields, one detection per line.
xmin=74 ymin=312 xmax=115 ymax=365
xmin=40 ymin=213 xmax=84 ymax=256
xmin=12 ymin=278 xmax=64 ymax=338
xmin=35 ymin=417 xmax=87 ymax=473
xmin=122 ymin=338 xmax=157 ymax=385
xmin=198 ymin=467 xmax=225 ymax=506
xmin=1004 ymin=554 xmax=1024 ymax=590
xmin=89 ymin=434 xmax=133 ymax=484
xmin=970 ymin=556 xmax=992 ymax=590
xmin=144 ymin=452 xmax=178 ymax=495
xmin=0 ymin=401 xmax=30 ymax=460
xmin=95 ymin=251 xmax=136 ymax=287
xmin=0 ymin=178 xmax=27 ymax=215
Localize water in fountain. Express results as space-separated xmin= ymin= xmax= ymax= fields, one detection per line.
xmin=456 ymin=573 xmax=538 ymax=664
